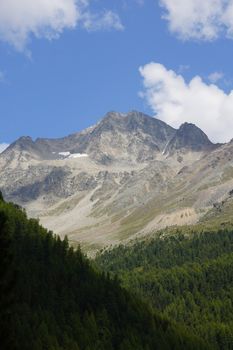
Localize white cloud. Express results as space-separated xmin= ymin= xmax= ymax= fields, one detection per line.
xmin=208 ymin=72 xmax=224 ymax=83
xmin=139 ymin=62 xmax=233 ymax=143
xmin=81 ymin=10 xmax=124 ymax=32
xmin=0 ymin=143 xmax=9 ymax=153
xmin=0 ymin=0 xmax=123 ymax=51
xmin=160 ymin=0 xmax=233 ymax=41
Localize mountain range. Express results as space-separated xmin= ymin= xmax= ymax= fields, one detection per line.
xmin=1 ymin=110 xmax=233 ymax=252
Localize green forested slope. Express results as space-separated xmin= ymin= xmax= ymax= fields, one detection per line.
xmin=0 ymin=196 xmax=207 ymax=350
xmin=96 ymin=228 xmax=233 ymax=349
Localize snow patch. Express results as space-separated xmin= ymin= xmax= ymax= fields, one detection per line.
xmin=59 ymin=152 xmax=71 ymax=157
xmin=69 ymin=153 xmax=88 ymax=159
xmin=58 ymin=151 xmax=88 ymax=159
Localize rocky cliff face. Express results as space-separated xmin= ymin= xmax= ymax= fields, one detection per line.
xmin=0 ymin=111 xmax=231 ymax=253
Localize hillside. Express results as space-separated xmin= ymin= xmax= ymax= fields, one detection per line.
xmin=95 ymin=225 xmax=233 ymax=349
xmin=0 ymin=195 xmax=208 ymax=350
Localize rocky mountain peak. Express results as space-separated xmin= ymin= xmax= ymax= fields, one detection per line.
xmin=99 ymin=110 xmax=149 ymax=129
xmin=98 ymin=110 xmax=175 ymax=138
xmin=165 ymin=122 xmax=214 ymax=154
xmin=10 ymin=136 xmax=34 ymax=150
xmin=86 ymin=111 xmax=176 ymax=162
xmin=4 ymin=135 xmax=57 ymax=162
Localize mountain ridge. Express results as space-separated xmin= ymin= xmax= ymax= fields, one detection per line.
xmin=0 ymin=110 xmax=231 ymax=253
xmin=3 ymin=111 xmax=213 ymax=160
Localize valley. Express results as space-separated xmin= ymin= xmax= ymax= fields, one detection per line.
xmin=1 ymin=111 xmax=233 ymax=252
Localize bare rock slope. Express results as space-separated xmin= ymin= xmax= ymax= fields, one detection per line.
xmin=1 ymin=110 xmax=232 ymax=252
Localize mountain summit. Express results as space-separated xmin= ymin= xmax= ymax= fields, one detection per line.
xmin=165 ymin=122 xmax=215 ymax=155
xmin=75 ymin=111 xmax=176 ymax=163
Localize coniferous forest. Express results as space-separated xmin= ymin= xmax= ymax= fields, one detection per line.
xmin=0 ymin=195 xmax=208 ymax=350
xmin=96 ymin=227 xmax=233 ymax=349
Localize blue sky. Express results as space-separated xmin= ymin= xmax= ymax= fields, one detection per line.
xmin=1 ymin=0 xmax=233 ymax=147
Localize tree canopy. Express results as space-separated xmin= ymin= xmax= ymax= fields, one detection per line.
xmin=96 ymin=228 xmax=233 ymax=349
xmin=0 ymin=195 xmax=207 ymax=350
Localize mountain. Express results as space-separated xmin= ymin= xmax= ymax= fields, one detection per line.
xmin=165 ymin=122 xmax=215 ymax=155
xmin=2 ymin=111 xmax=175 ymax=165
xmin=0 ymin=110 xmax=231 ymax=253
xmin=65 ymin=110 xmax=176 ymax=163
xmin=1 ymin=196 xmax=208 ymax=350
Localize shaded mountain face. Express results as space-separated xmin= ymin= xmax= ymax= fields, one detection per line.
xmin=0 ymin=110 xmax=230 ymax=253
xmin=165 ymin=122 xmax=215 ymax=155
